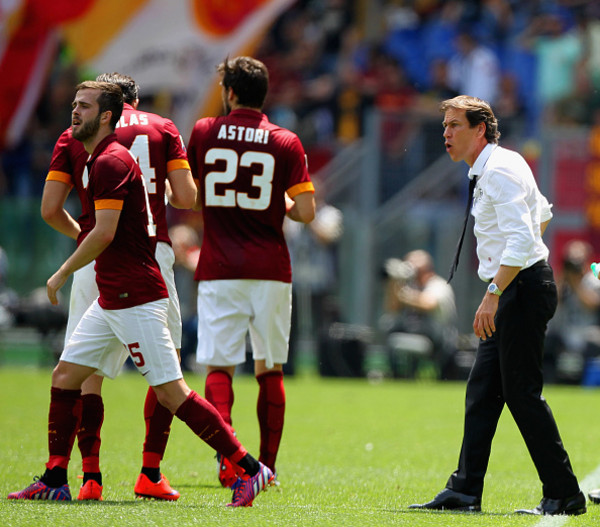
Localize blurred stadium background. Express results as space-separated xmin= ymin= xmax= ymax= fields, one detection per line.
xmin=1 ymin=0 xmax=600 ymax=377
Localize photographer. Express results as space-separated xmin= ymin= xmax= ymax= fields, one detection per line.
xmin=380 ymin=249 xmax=458 ymax=379
xmin=545 ymin=239 xmax=600 ymax=383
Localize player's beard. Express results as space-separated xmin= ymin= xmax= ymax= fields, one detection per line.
xmin=72 ymin=113 xmax=101 ymax=142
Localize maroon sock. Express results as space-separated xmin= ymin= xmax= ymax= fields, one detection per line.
xmin=205 ymin=370 xmax=234 ymax=428
xmin=78 ymin=394 xmax=103 ymax=473
xmin=256 ymin=370 xmax=285 ymax=472
xmin=175 ymin=390 xmax=247 ymax=462
xmin=47 ymin=387 xmax=82 ymax=470
xmin=142 ymin=386 xmax=174 ymax=468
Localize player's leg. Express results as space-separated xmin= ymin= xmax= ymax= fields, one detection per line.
xmin=134 ymin=242 xmax=179 ymax=497
xmin=154 ymin=377 xmax=274 ymax=507
xmin=9 ymin=302 xmax=116 ymax=500
xmin=255 ymin=361 xmax=285 ymax=474
xmin=65 ymin=262 xmax=106 ymax=499
xmin=205 ymin=365 xmax=238 ymax=487
xmin=196 ymin=280 xmax=251 ymax=487
xmin=78 ymin=374 xmax=104 ymax=499
xmin=249 ymin=280 xmax=292 ymax=475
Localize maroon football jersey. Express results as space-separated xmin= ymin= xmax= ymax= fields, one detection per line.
xmin=87 ymin=134 xmax=168 ymax=310
xmin=113 ymin=103 xmax=190 ymax=244
xmin=46 ymin=103 xmax=189 ymax=245
xmin=188 ymin=108 xmax=314 ymax=283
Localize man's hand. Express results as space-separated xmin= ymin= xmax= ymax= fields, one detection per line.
xmin=47 ymin=269 xmax=69 ymax=305
xmin=473 ymin=294 xmax=499 ymax=340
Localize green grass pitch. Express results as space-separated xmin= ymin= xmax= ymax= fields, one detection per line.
xmin=1 ymin=366 xmax=600 ymax=526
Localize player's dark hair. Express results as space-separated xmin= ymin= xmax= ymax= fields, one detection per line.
xmin=439 ymin=95 xmax=500 ymax=144
xmin=75 ymin=80 xmax=123 ymax=129
xmin=95 ymin=72 xmax=139 ymax=104
xmin=218 ymin=56 xmax=269 ymax=109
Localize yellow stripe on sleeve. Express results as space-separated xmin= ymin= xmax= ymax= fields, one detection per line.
xmin=287 ymin=181 xmax=315 ymax=198
xmin=95 ymin=199 xmax=123 ymax=211
xmin=167 ymin=159 xmax=191 ymax=172
xmin=46 ymin=170 xmax=73 ymax=186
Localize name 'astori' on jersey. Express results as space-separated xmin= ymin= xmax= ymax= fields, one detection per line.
xmin=217 ymin=124 xmax=270 ymax=145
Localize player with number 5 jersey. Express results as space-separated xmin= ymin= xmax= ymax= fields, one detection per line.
xmin=41 ymin=73 xmax=196 ymax=501
xmin=187 ymin=56 xmax=316 ymax=488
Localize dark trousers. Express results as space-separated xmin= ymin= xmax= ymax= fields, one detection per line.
xmin=447 ymin=261 xmax=580 ymax=498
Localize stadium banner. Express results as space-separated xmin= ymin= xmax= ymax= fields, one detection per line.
xmin=0 ymin=0 xmax=95 ymax=149
xmin=61 ymin=0 xmax=295 ymax=138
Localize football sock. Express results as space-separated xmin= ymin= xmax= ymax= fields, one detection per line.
xmin=82 ymin=472 xmax=102 ymax=486
xmin=78 ymin=393 xmax=103 ymax=473
xmin=141 ymin=467 xmax=161 ymax=484
xmin=41 ymin=466 xmax=68 ymax=488
xmin=175 ymin=390 xmax=247 ymax=461
xmin=142 ymin=386 xmax=173 ymax=469
xmin=46 ymin=387 xmax=82 ymax=471
xmin=236 ymin=454 xmax=260 ymax=478
xmin=205 ymin=370 xmax=234 ymax=427
xmin=256 ymin=370 xmax=285 ymax=472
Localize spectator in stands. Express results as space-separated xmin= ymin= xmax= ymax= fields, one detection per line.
xmin=0 ymin=246 xmax=18 ymax=330
xmin=545 ymin=239 xmax=600 ymax=383
xmin=447 ymin=28 xmax=501 ymax=104
xmin=380 ymin=249 xmax=458 ymax=379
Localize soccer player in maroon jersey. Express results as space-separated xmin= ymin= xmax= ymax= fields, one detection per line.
xmin=9 ymin=81 xmax=273 ymax=507
xmin=40 ymin=73 xmax=196 ymax=501
xmin=187 ymin=56 xmax=316 ymax=486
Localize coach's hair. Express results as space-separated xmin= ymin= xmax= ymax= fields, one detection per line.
xmin=95 ymin=72 xmax=139 ymax=105
xmin=439 ymin=95 xmax=500 ymax=144
xmin=75 ymin=80 xmax=123 ymax=129
xmin=218 ymin=56 xmax=269 ymax=109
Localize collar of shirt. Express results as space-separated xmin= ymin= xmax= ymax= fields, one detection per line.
xmin=469 ymin=143 xmax=496 ymax=179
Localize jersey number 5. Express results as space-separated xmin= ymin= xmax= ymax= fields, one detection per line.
xmin=204 ymin=147 xmax=274 ymax=210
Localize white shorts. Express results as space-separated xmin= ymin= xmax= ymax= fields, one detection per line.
xmin=61 ymin=298 xmax=182 ymax=386
xmin=196 ymin=279 xmax=291 ymax=369
xmin=65 ymin=241 xmax=182 ymax=348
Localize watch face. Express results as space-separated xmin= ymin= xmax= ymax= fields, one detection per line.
xmin=488 ymin=283 xmax=500 ymax=295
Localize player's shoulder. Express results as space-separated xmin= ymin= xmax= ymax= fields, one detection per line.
xmin=121 ymin=106 xmax=179 ymax=131
xmin=56 ymin=127 xmax=77 ymax=146
xmin=100 ymin=137 xmax=136 ymax=164
xmin=193 ymin=116 xmax=220 ymax=132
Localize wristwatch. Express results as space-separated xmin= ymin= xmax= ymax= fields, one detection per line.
xmin=487 ymin=283 xmax=502 ymax=296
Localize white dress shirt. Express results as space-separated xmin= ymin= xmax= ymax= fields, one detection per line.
xmin=470 ymin=143 xmax=553 ymax=281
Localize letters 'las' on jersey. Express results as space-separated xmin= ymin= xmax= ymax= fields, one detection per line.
xmin=188 ymin=108 xmax=314 ymax=283
xmin=113 ymin=103 xmax=190 ymax=245
xmin=46 ymin=103 xmax=190 ymax=246
xmin=86 ymin=134 xmax=168 ymax=310
xmin=47 ymin=128 xmax=93 ymax=242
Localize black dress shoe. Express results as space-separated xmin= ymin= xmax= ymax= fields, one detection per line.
xmin=409 ymin=488 xmax=481 ymax=511
xmin=589 ymin=488 xmax=600 ymax=504
xmin=515 ymin=491 xmax=586 ymax=516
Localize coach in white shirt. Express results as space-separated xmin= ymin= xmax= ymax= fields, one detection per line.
xmin=410 ymin=95 xmax=585 ymax=516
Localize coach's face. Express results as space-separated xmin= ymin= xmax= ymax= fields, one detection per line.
xmin=71 ymin=88 xmax=102 ymax=142
xmin=442 ymin=107 xmax=485 ymax=167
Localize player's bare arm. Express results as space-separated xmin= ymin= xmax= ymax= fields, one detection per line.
xmin=41 ymin=180 xmax=81 ymax=240
xmin=47 ymin=208 xmax=120 ymax=305
xmin=167 ymin=168 xmax=196 ymax=209
xmin=286 ymin=191 xmax=315 ymax=223
xmin=192 ymin=177 xmax=202 ymax=211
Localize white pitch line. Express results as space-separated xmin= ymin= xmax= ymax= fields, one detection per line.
xmin=534 ymin=463 xmax=600 ymax=527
